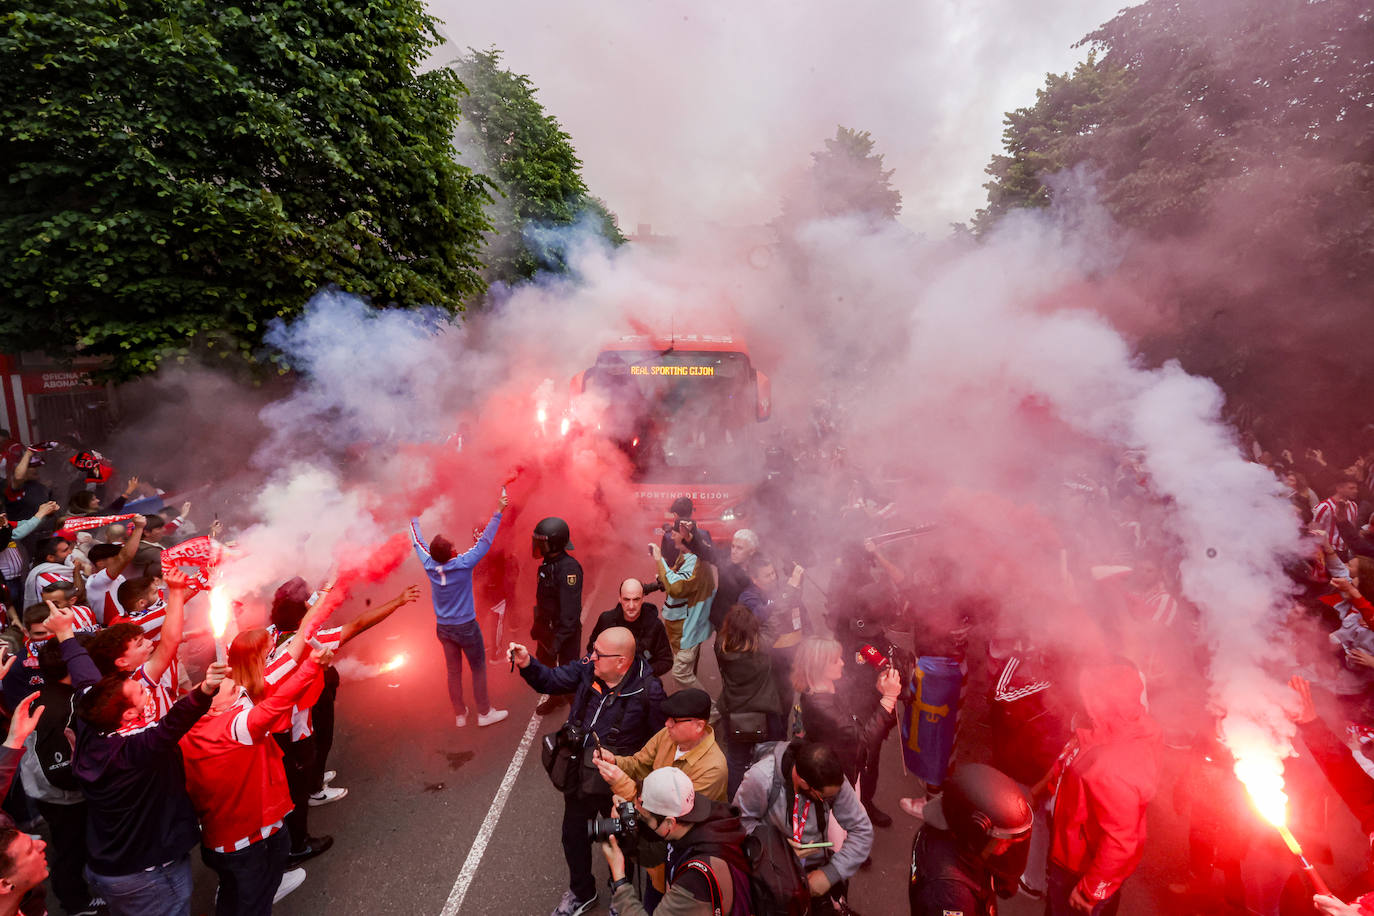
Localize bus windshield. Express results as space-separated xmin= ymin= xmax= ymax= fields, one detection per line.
xmin=583 ymin=350 xmax=760 ymax=483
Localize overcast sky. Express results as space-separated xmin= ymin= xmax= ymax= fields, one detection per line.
xmin=425 ymin=0 xmax=1128 ymax=237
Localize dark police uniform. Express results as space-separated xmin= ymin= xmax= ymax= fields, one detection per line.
xmin=533 ymin=550 xmax=583 ymax=667
xmin=909 ymin=825 xmax=997 ymax=916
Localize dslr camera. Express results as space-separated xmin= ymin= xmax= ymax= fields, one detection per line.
xmin=587 ymin=800 xmax=640 ymax=855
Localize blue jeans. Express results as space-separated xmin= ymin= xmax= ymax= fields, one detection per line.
xmin=201 ymin=828 xmax=290 ymax=916
xmin=1045 ymin=861 xmax=1121 ymax=916
xmin=437 ymin=621 xmax=490 ymax=716
xmin=86 ymin=853 xmax=193 ymax=916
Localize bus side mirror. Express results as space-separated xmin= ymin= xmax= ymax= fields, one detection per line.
xmin=754 ymin=369 xmax=771 ymax=421
xmin=570 ymin=371 xmax=586 ymax=395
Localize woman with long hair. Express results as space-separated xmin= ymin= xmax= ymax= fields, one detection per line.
xmin=180 ymin=629 xmax=333 ymax=915
xmin=793 ymin=636 xmax=900 ymax=807
xmin=651 ymin=519 xmax=716 ymax=692
xmin=714 ymin=604 xmax=783 ymax=798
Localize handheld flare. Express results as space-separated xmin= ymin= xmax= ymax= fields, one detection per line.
xmin=208 ymin=586 xmax=230 ymax=665
xmin=1238 ymin=763 xmax=1332 ymax=897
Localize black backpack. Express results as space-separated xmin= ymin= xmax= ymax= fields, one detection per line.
xmin=33 ymin=685 xmax=79 ymax=792
xmin=741 ymin=758 xmax=812 ymax=916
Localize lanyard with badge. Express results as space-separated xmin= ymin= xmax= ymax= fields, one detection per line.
xmin=790 ymin=796 xmax=812 ymax=843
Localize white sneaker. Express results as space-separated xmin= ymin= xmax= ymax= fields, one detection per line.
xmin=322 ymin=769 xmax=337 ymax=786
xmin=307 ymin=785 xmax=348 ymax=807
xmin=477 ymin=708 xmax=509 ymax=727
xmin=274 ymin=868 xmax=306 ymax=903
xmin=456 ymin=712 xmax=469 ymax=727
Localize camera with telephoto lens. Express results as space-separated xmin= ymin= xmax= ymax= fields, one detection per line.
xmin=587 ymin=800 xmax=639 ymax=853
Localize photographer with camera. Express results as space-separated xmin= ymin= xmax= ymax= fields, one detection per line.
xmin=599 ymin=767 xmax=751 ymax=916
xmin=510 ymin=627 xmax=667 ymax=916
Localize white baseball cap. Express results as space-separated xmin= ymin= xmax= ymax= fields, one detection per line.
xmin=640 ymin=768 xmax=709 ymax=821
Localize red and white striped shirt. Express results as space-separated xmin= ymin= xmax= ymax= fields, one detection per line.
xmin=1313 ymin=498 xmax=1358 ymax=554
xmin=263 ymin=626 xmax=342 ymax=740
xmin=108 ymin=598 xmax=168 ymax=644
xmin=67 ymin=604 xmax=100 ymax=634
xmin=116 ymin=661 xmax=179 ymax=732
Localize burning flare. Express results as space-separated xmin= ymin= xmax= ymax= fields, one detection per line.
xmin=380 ymin=653 xmax=406 ymax=674
xmin=1236 ymin=755 xmax=1287 ymax=829
xmin=1236 ymin=753 xmax=1331 ymax=895
xmin=208 ymin=586 xmax=231 ymax=664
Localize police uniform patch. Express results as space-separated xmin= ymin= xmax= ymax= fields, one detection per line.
xmin=566 ymin=574 xmax=578 ymax=587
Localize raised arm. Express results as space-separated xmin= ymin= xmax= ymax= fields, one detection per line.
xmin=287 ymin=574 xmax=343 ymax=663
xmin=12 ymin=501 xmax=58 ymax=542
xmin=338 ymin=584 xmax=421 ymax=647
xmin=409 ymin=518 xmax=431 ymax=562
xmin=142 ymin=570 xmax=188 ymax=682
xmin=454 ymin=510 xmax=502 ymax=570
xmin=105 ymin=514 xmax=147 ymax=580
xmin=242 ymin=653 xmax=325 ymax=741
xmin=50 ymin=605 xmax=102 ymax=689
xmin=6 ymin=451 xmax=29 ymax=493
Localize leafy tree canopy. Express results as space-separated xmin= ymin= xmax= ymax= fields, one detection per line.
xmin=777 ymin=126 xmax=903 ymax=229
xmin=974 ymin=0 xmax=1373 ymax=441
xmin=453 ymin=48 xmax=624 ymax=287
xmin=1 ymin=0 xmax=494 ymax=377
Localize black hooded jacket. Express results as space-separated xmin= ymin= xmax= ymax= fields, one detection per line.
xmin=664 ymin=801 xmax=751 ymax=911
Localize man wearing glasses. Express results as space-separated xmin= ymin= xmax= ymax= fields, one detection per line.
xmin=510 ymin=627 xmax=667 ymax=916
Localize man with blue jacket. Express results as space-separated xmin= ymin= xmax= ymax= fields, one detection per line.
xmin=410 ymin=487 xmax=509 ymax=728
xmin=510 ymin=627 xmax=667 ymax=916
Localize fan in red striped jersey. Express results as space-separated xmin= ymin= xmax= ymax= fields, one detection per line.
xmin=1312 ymin=480 xmax=1360 ymax=556
xmin=94 ymin=569 xmax=191 ymax=729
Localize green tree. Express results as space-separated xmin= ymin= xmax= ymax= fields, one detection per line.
xmin=453 ymin=48 xmax=624 ymax=286
xmin=972 ymin=53 xmax=1128 ymax=234
xmin=1 ymin=0 xmax=494 ymax=377
xmin=974 ymin=0 xmax=1373 ymax=439
xmin=778 ymin=126 xmax=902 ymax=228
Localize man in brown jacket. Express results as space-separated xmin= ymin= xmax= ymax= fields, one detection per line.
xmin=593 ymin=688 xmax=728 ymax=804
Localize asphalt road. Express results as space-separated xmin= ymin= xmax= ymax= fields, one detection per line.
xmin=144 ymin=583 xmax=1367 ymax=916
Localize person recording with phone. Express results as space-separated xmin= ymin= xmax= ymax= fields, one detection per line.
xmin=509 ymin=627 xmax=666 ymax=916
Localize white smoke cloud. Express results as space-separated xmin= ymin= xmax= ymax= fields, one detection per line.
xmin=426 ymin=0 xmax=1128 ymax=235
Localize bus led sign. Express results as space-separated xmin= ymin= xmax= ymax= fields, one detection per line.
xmin=629 ymin=365 xmax=716 ymax=376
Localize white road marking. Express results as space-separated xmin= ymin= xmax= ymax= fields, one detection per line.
xmin=439 ymin=704 xmax=544 ymax=915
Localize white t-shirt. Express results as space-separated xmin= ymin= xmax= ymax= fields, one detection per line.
xmin=85 ymin=568 xmax=124 ymax=626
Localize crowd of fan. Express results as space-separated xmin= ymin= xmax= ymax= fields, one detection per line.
xmin=495 ymin=430 xmax=1374 ymax=916
xmin=0 ymin=436 xmax=418 ymax=916
xmin=4 ymin=419 xmax=1374 ymax=916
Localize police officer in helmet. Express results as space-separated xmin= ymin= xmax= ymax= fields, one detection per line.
xmin=531 ymin=517 xmax=584 ymax=716
xmin=909 ymin=762 xmax=1033 ymax=916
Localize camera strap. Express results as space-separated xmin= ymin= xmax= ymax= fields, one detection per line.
xmin=679 ymin=858 xmax=723 ymax=916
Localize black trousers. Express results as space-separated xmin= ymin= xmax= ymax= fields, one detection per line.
xmin=201 ymin=827 xmax=291 ymax=916
xmin=561 ymin=791 xmax=611 ymax=902
xmin=537 ymin=629 xmax=582 ymax=668
xmin=274 ymin=732 xmax=315 ymax=851
xmin=35 ymin=799 xmax=90 ymax=912
xmin=308 ymin=667 xmax=340 ymax=794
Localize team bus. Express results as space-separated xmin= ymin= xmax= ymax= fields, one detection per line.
xmin=570 ymin=334 xmax=771 ymax=537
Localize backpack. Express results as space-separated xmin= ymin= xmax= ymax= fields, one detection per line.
xmin=33 ymin=686 xmax=79 ymax=792
xmin=673 ymin=854 xmax=754 ymax=916
xmin=740 ymin=758 xmax=813 ymax=916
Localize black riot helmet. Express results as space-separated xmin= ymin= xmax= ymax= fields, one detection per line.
xmin=532 ymin=517 xmax=573 ymax=558
xmin=923 ymin=763 xmax=1032 ymax=887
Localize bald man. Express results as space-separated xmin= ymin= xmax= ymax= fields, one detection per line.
xmin=511 ymin=626 xmax=666 ymax=916
xmin=586 ymin=578 xmax=673 ymax=678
